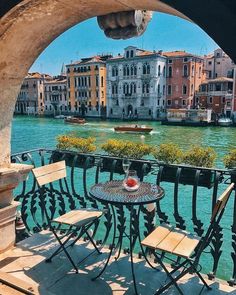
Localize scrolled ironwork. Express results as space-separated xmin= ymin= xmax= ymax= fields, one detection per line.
xmin=11 ymin=148 xmax=236 ymax=285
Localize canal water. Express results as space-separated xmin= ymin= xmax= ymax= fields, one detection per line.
xmin=12 ymin=116 xmax=236 ymax=167
xmin=11 ymin=116 xmax=236 ymax=281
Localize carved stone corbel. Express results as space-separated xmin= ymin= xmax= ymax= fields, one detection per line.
xmin=97 ymin=10 xmax=153 ymax=40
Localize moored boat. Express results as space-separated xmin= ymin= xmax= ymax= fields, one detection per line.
xmin=64 ymin=117 xmax=86 ymax=124
xmin=218 ymin=117 xmax=232 ymax=127
xmin=114 ymin=125 xmax=153 ymax=133
xmin=54 ymin=115 xmax=65 ymax=119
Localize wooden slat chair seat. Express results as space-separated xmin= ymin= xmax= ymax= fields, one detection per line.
xmin=32 ymin=161 xmax=104 ymax=274
xmin=141 ymin=183 xmax=235 ymax=295
xmin=53 ymin=209 xmax=103 ymax=227
xmin=142 ymin=224 xmax=200 ymax=258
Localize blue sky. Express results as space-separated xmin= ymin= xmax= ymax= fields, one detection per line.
xmin=30 ymin=12 xmax=219 ymax=76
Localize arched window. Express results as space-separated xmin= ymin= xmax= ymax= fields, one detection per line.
xmin=158 ymin=65 xmax=161 ymax=76
xmin=131 ymin=66 xmax=134 ymax=76
xmin=147 ymin=64 xmax=150 ymax=74
xmin=191 ymin=84 xmax=194 ymax=95
xmin=126 ymin=51 xmax=129 ymax=58
xmin=130 ymin=50 xmax=134 ymax=58
xmin=199 ymin=66 xmax=202 ymax=78
xmin=143 ymin=63 xmax=147 ymax=75
xmin=183 ymin=65 xmax=188 ymax=77
xmin=134 ymin=65 xmax=137 ymax=76
xmin=101 ymin=76 xmax=104 ymax=87
xmin=123 ymin=83 xmax=128 ymax=95
xmin=163 ymin=66 xmax=166 ymax=77
xmin=112 ymin=66 xmax=118 ymax=77
xmin=158 ymin=84 xmax=160 ymax=94
xmin=123 ymin=65 xmax=127 ymax=76
xmin=168 ymin=66 xmax=172 ymax=77
xmin=127 ymin=66 xmax=130 ymax=76
xmin=192 ymin=65 xmax=194 ymax=76
xmin=183 ymin=85 xmax=187 ymax=95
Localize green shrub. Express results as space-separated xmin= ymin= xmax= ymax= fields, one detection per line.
xmin=223 ymin=149 xmax=236 ymax=169
xmin=101 ymin=139 xmax=153 ymax=159
xmin=56 ymin=135 xmax=96 ymax=153
xmin=152 ymin=143 xmax=183 ymax=164
xmin=183 ymin=145 xmax=216 ymax=168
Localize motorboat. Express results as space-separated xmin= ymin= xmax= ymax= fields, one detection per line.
xmin=114 ymin=125 xmax=153 ymax=133
xmin=64 ymin=117 xmax=86 ymax=124
xmin=54 ymin=115 xmax=65 ymax=119
xmin=218 ymin=117 xmax=233 ymax=127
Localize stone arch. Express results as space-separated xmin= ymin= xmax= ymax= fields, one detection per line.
xmin=0 ymin=0 xmax=236 ymax=165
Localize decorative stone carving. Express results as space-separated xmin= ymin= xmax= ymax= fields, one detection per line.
xmin=97 ymin=10 xmax=153 ymax=39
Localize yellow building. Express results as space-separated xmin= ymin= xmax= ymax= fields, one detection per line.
xmin=66 ymin=55 xmax=111 ymax=118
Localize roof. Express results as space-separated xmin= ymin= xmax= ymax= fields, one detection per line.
xmin=67 ymin=55 xmax=108 ymax=66
xmin=44 ymin=79 xmax=67 ymax=84
xmin=108 ymin=50 xmax=165 ymax=61
xmin=201 ymin=77 xmax=233 ymax=84
xmin=26 ymin=72 xmax=52 ymax=79
xmin=163 ymin=51 xmax=202 ymax=59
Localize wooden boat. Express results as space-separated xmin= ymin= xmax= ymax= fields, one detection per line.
xmin=114 ymin=125 xmax=153 ymax=133
xmin=64 ymin=117 xmax=86 ymax=124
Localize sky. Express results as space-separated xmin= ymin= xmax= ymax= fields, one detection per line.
xmin=30 ymin=12 xmax=219 ymax=76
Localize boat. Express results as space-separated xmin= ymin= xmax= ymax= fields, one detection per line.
xmin=162 ymin=109 xmax=213 ymax=127
xmin=64 ymin=117 xmax=86 ymax=124
xmin=218 ymin=117 xmax=233 ymax=127
xmin=54 ymin=115 xmax=65 ymax=119
xmin=114 ymin=125 xmax=153 ymax=133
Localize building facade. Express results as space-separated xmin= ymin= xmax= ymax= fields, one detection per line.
xmin=204 ymin=48 xmax=235 ymax=79
xmin=15 ymin=72 xmax=52 ymax=115
xmin=164 ymin=51 xmax=205 ymax=110
xmin=44 ymin=76 xmax=67 ymax=116
xmin=195 ymin=77 xmax=234 ymax=118
xmin=106 ymin=46 xmax=167 ymax=120
xmin=66 ymin=55 xmax=110 ymax=118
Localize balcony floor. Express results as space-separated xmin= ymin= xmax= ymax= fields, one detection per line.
xmin=0 ymin=231 xmax=235 ymax=295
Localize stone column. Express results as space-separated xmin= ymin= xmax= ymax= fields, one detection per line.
xmin=0 ymin=164 xmax=33 ymax=253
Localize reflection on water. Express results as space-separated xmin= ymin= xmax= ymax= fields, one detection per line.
xmin=12 ymin=116 xmax=236 ymax=167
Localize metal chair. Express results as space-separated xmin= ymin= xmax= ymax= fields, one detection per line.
xmin=32 ymin=160 xmax=104 ymax=273
xmin=141 ymin=183 xmax=235 ymax=295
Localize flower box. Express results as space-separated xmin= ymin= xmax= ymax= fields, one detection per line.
xmin=100 ymin=157 xmax=152 ymax=179
xmin=158 ymin=165 xmax=215 ymax=188
xmin=51 ymin=151 xmax=95 ymax=169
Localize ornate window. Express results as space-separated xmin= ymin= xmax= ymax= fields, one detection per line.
xmin=112 ymin=66 xmax=118 ymax=77
xmin=183 ymin=65 xmax=188 ymax=77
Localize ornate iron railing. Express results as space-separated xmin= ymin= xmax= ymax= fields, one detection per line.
xmin=11 ymin=148 xmax=236 ymax=286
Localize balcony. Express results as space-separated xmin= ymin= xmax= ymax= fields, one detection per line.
xmin=1 ymin=148 xmax=236 ymax=294
xmin=197 ymin=91 xmax=233 ymax=98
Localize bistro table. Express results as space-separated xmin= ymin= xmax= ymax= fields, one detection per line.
xmin=89 ymin=180 xmax=164 ymax=294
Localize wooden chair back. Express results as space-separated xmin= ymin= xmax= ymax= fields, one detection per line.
xmin=211 ymin=183 xmax=235 ymax=222
xmin=32 ymin=161 xmax=66 ymax=187
xmin=195 ymin=183 xmax=235 ymax=261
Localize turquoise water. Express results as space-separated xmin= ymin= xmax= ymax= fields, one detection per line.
xmin=11 ymin=116 xmax=236 ymax=280
xmin=12 ymin=116 xmax=236 ymax=167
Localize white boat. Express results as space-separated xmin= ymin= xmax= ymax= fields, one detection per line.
xmin=218 ymin=117 xmax=232 ymax=127
xmin=54 ymin=115 xmax=65 ymax=119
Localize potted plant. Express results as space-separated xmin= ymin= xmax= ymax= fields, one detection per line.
xmin=153 ymin=143 xmax=217 ymax=188
xmin=52 ymin=135 xmax=96 ymax=168
xmin=223 ymin=149 xmax=236 ymax=183
xmin=100 ymin=139 xmax=153 ymax=178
